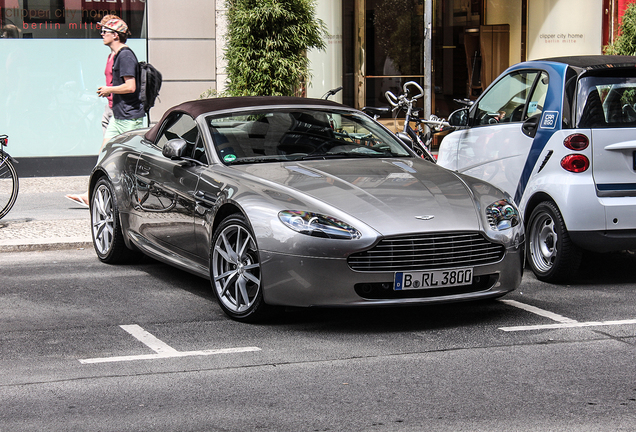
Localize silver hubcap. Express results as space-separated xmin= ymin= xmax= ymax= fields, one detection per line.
xmin=529 ymin=211 xmax=557 ymax=273
xmin=212 ymin=223 xmax=261 ymax=314
xmin=92 ymin=184 xmax=115 ymax=255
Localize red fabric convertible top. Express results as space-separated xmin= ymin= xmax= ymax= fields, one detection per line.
xmin=144 ymin=96 xmax=346 ymax=143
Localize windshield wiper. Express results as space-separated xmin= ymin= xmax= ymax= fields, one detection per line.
xmin=227 ymin=157 xmax=285 ymax=165
xmin=299 ymin=151 xmax=390 ymax=160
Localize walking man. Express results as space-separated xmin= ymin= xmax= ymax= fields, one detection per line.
xmin=66 ymin=17 xmax=143 ymax=208
xmin=97 ymin=17 xmax=144 ymax=149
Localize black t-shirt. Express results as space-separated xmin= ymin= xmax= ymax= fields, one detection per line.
xmin=112 ymin=47 xmax=145 ymax=120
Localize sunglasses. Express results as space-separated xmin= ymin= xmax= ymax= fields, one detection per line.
xmin=101 ymin=30 xmax=114 ymax=35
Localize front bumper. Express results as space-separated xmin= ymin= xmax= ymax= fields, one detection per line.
xmin=259 ymin=245 xmax=524 ymax=307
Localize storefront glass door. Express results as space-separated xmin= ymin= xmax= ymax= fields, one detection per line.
xmin=342 ymin=0 xmax=426 ymax=114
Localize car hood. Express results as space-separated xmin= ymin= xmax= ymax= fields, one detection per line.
xmin=233 ymin=158 xmax=481 ymax=236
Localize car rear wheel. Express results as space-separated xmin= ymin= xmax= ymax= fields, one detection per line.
xmin=527 ymin=201 xmax=582 ymax=283
xmin=91 ymin=177 xmax=136 ymax=264
xmin=211 ymin=214 xmax=274 ymax=322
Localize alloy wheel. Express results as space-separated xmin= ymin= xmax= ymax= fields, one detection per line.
xmin=212 ymin=220 xmax=262 ymax=315
xmin=92 ymin=183 xmax=115 ymax=255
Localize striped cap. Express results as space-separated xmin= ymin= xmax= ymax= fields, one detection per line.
xmin=102 ymin=18 xmax=128 ymax=34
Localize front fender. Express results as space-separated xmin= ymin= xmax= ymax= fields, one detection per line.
xmin=436 ymin=129 xmax=463 ymax=170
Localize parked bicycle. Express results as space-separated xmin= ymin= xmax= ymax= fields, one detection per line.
xmin=0 ymin=134 xmax=19 ymax=220
xmin=381 ymin=81 xmax=450 ymax=162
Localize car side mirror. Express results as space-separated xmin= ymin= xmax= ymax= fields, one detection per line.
xmin=448 ymin=108 xmax=469 ymax=127
xmin=163 ymin=138 xmax=188 ymax=160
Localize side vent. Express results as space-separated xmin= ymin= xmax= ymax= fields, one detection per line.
xmin=537 ymin=150 xmax=553 ymax=173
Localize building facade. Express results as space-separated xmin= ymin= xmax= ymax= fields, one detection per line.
xmin=0 ymin=0 xmax=628 ymax=175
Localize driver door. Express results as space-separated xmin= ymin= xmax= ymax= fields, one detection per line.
xmin=134 ymin=113 xmax=204 ymax=260
xmin=456 ymin=70 xmax=549 ymax=197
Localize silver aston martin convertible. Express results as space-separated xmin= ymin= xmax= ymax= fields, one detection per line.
xmin=89 ymin=96 xmax=524 ymax=321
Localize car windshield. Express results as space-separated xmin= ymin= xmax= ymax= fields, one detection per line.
xmin=577 ymin=76 xmax=636 ymax=128
xmin=206 ymin=108 xmax=411 ymax=165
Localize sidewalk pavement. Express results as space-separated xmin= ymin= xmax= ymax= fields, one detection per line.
xmin=0 ymin=176 xmax=93 ymax=253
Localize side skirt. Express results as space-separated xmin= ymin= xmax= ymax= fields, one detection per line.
xmin=127 ymin=231 xmax=210 ymax=280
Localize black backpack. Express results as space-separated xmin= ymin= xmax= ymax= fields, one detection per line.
xmin=138 ymin=61 xmax=162 ymax=113
xmin=115 ymin=47 xmax=163 ymax=113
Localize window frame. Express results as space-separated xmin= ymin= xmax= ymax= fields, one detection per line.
xmin=470 ymin=69 xmax=547 ymax=128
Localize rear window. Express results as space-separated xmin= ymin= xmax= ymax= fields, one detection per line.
xmin=577 ymin=76 xmax=636 ymax=128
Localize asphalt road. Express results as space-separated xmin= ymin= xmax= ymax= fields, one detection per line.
xmin=1 ymin=248 xmax=636 ymax=431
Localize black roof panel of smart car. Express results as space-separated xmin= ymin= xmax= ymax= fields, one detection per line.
xmin=537 ymin=55 xmax=636 ymax=69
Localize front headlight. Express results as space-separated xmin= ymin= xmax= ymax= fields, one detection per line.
xmin=278 ymin=210 xmax=361 ymax=240
xmin=486 ymin=200 xmax=520 ymax=231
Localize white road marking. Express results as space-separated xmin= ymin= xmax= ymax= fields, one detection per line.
xmin=499 ymin=319 xmax=636 ymax=332
xmin=79 ymin=324 xmax=261 ymax=364
xmin=499 ymin=299 xmax=636 ymax=332
xmin=120 ymin=324 xmax=179 ymax=355
xmin=499 ymin=299 xmax=578 ymax=323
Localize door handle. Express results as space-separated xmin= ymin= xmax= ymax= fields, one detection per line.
xmin=522 ymin=115 xmax=540 ymax=138
xmin=194 ymin=190 xmax=217 ymax=205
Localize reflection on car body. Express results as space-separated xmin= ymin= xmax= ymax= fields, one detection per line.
xmin=89 ymin=96 xmax=524 ymax=322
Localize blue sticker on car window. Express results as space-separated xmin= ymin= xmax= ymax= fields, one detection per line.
xmin=540 ymin=111 xmax=559 ymax=129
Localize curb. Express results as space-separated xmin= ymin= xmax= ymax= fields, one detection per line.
xmin=0 ymin=239 xmax=93 ymax=253
xmin=0 ymin=217 xmax=93 ymax=253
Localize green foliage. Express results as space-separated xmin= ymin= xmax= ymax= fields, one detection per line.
xmin=199 ymin=88 xmax=221 ymax=99
xmin=224 ymin=0 xmax=327 ymax=97
xmin=604 ymin=3 xmax=636 ymax=55
xmin=621 ymin=88 xmax=636 ymax=106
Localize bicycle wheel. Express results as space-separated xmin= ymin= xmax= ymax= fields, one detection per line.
xmin=0 ymin=155 xmax=19 ymax=220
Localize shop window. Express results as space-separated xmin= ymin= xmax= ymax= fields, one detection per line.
xmin=342 ymin=0 xmax=425 ymax=112
xmin=0 ymin=0 xmax=147 ymax=160
xmin=1 ymin=0 xmax=146 ymax=39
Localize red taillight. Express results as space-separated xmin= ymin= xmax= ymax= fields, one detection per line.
xmin=564 ymin=133 xmax=589 ymax=150
xmin=561 ymin=154 xmax=590 ymax=172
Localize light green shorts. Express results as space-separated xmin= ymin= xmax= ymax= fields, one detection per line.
xmin=104 ymin=117 xmax=144 ymax=142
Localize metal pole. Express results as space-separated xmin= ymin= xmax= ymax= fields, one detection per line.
xmin=424 ymin=0 xmax=432 ymax=119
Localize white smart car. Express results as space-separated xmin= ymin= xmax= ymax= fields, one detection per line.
xmin=438 ymin=55 xmax=636 ymax=283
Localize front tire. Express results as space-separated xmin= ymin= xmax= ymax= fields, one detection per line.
xmin=211 ymin=214 xmax=273 ymax=322
xmin=0 ymin=155 xmax=19 ymax=220
xmin=91 ymin=177 xmax=135 ymax=263
xmin=526 ymin=201 xmax=582 ymax=283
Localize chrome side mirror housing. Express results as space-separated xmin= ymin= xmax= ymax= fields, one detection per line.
xmin=163 ymin=138 xmax=188 ymax=160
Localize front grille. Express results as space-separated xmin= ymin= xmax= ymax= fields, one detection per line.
xmin=354 ymin=274 xmax=498 ymax=299
xmin=348 ymin=232 xmax=505 ymax=272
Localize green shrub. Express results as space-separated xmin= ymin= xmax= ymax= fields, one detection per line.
xmin=604 ymin=3 xmax=636 ymax=55
xmin=224 ymin=0 xmax=327 ymax=96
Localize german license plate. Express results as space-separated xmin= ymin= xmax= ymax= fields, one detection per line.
xmin=394 ymin=268 xmax=473 ymax=290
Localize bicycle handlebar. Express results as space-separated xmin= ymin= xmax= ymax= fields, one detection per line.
xmin=385 ymin=81 xmax=425 ymax=110
xmin=322 ymin=86 xmax=343 ymax=100
xmin=385 ymin=90 xmax=400 ymax=107
xmin=403 ymin=81 xmax=424 ymax=99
